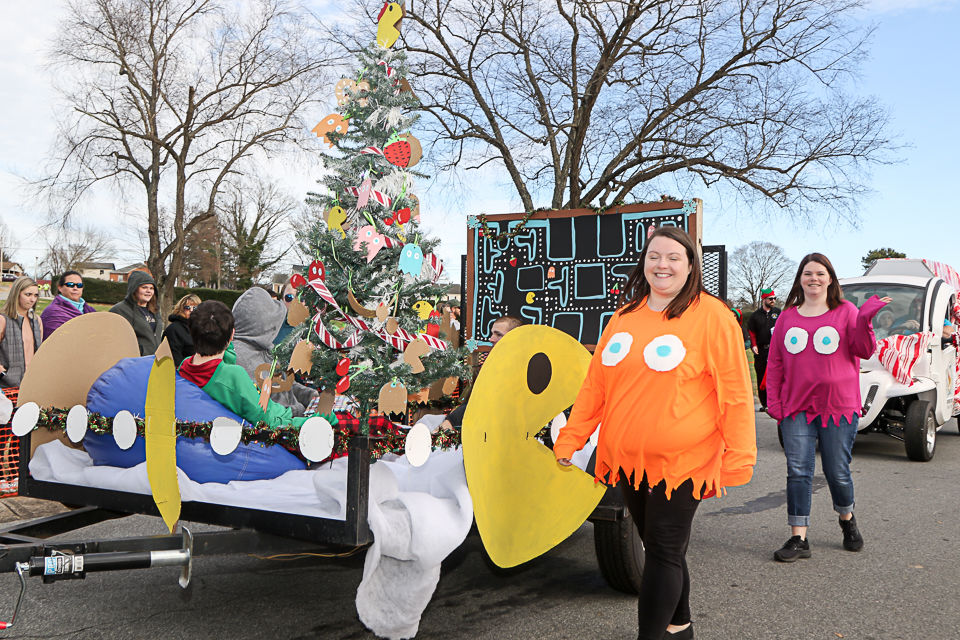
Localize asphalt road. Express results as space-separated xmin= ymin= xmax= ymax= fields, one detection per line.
xmin=1 ymin=413 xmax=959 ymax=640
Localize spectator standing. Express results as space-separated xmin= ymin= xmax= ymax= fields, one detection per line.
xmin=766 ymin=253 xmax=888 ymax=562
xmin=554 ymin=228 xmax=756 ymax=640
xmin=232 ymin=287 xmax=317 ymax=415
xmin=109 ymin=271 xmax=163 ymax=356
xmin=40 ymin=271 xmax=97 ymax=339
xmin=0 ymin=276 xmax=43 ymax=388
xmin=747 ymin=288 xmax=781 ymax=410
xmin=162 ymin=294 xmax=201 ymax=367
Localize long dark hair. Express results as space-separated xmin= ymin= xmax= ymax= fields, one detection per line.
xmin=619 ymin=227 xmax=704 ymax=319
xmin=783 ymin=253 xmax=844 ymax=310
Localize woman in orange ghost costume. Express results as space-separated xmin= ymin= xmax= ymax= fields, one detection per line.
xmin=554 ymin=227 xmax=756 ymax=640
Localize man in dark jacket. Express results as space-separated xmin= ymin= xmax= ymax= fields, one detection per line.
xmin=109 ymin=270 xmax=163 ymax=356
xmin=747 ymin=288 xmax=781 ymax=410
xmin=40 ymin=271 xmax=97 ymax=339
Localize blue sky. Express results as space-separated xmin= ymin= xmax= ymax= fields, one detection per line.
xmin=1 ymin=0 xmax=958 ymax=284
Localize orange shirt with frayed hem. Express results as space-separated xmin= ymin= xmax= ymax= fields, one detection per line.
xmin=553 ymin=295 xmax=757 ymax=499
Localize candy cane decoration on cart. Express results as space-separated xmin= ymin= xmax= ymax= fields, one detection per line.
xmin=308 ymin=277 xmax=446 ymax=351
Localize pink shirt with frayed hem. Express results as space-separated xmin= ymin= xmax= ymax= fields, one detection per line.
xmin=766 ymin=295 xmax=886 ymax=425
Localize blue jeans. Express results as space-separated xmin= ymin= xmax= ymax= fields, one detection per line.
xmin=780 ymin=412 xmax=858 ymax=527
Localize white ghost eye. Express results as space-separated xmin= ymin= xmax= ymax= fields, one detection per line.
xmin=413 ymin=249 xmax=422 ymax=259
xmin=601 ymin=332 xmax=633 ymax=366
xmin=783 ymin=327 xmax=809 ymax=354
xmin=643 ymin=334 xmax=686 ymax=372
xmin=813 ymin=326 xmax=840 ymax=354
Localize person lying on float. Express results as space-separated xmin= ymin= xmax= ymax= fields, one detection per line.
xmin=179 ymin=300 xmax=308 ymax=429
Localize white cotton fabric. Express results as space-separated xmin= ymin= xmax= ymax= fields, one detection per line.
xmin=29 ymin=441 xmax=474 ymax=639
xmin=30 ymin=435 xmax=596 ymax=639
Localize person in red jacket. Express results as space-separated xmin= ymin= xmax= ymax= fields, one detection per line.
xmin=554 ymin=227 xmax=756 ymax=640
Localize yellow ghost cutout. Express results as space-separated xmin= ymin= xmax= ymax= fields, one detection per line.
xmin=145 ymin=339 xmax=180 ymax=533
xmin=463 ymin=325 xmax=605 ymax=568
xmin=376 ymin=2 xmax=403 ymax=49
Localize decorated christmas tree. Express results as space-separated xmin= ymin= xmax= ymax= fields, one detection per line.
xmin=275 ymin=6 xmax=467 ymax=431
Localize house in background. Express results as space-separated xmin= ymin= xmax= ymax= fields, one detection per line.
xmin=77 ymin=261 xmax=117 ymax=281
xmin=110 ymin=262 xmax=151 ymax=283
xmin=1 ymin=260 xmax=25 ymax=282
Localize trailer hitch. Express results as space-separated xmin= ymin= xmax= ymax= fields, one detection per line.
xmin=0 ymin=527 xmax=193 ymax=630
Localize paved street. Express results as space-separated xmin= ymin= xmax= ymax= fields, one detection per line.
xmin=1 ymin=413 xmax=959 ymax=639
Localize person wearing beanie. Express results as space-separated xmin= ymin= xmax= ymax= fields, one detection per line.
xmin=747 ymin=287 xmax=781 ymax=410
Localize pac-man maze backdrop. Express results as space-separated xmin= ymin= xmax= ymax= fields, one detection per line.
xmin=465 ymin=200 xmax=704 ymax=349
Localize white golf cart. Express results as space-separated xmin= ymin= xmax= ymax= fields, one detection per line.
xmin=840 ymin=259 xmax=960 ymax=461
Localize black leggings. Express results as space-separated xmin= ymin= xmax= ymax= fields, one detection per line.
xmin=620 ymin=475 xmax=701 ymax=640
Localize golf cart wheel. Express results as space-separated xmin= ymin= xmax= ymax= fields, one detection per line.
xmin=593 ymin=511 xmax=645 ymax=594
xmin=904 ymin=400 xmax=936 ymax=461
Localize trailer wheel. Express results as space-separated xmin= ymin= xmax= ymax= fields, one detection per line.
xmin=904 ymin=400 xmax=936 ymax=461
xmin=593 ymin=511 xmax=645 ymax=594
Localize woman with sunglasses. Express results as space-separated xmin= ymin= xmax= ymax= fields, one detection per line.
xmin=162 ymin=294 xmax=201 ymax=367
xmin=40 ymin=271 xmax=97 ymax=339
xmin=1 ymin=276 xmax=43 ymax=388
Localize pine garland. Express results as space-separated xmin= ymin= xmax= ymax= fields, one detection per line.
xmin=30 ymin=408 xmax=478 ymax=462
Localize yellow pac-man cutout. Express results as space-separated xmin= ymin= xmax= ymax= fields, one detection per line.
xmin=525 ymin=291 xmax=535 ymax=304
xmin=463 ymin=325 xmax=605 ymax=567
xmin=145 ymin=339 xmax=180 ymax=533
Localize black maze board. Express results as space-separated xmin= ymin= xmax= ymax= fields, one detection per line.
xmin=466 ymin=207 xmax=692 ymax=347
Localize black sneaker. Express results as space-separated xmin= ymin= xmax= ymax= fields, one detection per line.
xmin=840 ymin=515 xmax=863 ymax=552
xmin=774 ymin=535 xmax=811 ymax=562
xmin=662 ymin=623 xmax=694 ymax=639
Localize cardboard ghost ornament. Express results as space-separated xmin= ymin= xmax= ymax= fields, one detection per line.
xmin=378 ymin=380 xmax=408 ymax=414
xmin=353 ymin=225 xmax=387 ymax=262
xmin=398 ymin=243 xmax=424 ymax=276
xmin=312 ymin=114 xmax=349 ymax=147
xmin=308 ymin=259 xmax=326 ymax=281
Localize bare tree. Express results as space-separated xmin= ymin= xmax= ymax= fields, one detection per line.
xmin=729 ymin=241 xmax=795 ymax=309
xmin=0 ymin=222 xmax=17 ymax=275
xmin=339 ymin=0 xmax=893 ymax=217
xmin=39 ymin=0 xmax=338 ymax=314
xmin=41 ymin=225 xmax=116 ymax=277
xmin=218 ymin=180 xmax=296 ymax=289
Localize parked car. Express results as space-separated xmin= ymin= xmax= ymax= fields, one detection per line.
xmin=839 ymin=259 xmax=960 ymax=461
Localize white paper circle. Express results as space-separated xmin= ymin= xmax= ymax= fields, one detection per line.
xmin=601 ymin=332 xmax=634 ymax=366
xmin=643 ymin=334 xmax=686 ymax=372
xmin=784 ymin=327 xmax=809 ymax=354
xmin=813 ymin=325 xmax=841 ymax=355
xmin=112 ymin=411 xmax=138 ymax=450
xmin=210 ymin=416 xmax=243 ymax=456
xmin=404 ymin=422 xmax=432 ymax=467
xmin=549 ymin=412 xmax=567 ymax=444
xmin=299 ymin=416 xmax=334 ymax=462
xmin=11 ymin=402 xmax=40 ymax=437
xmin=66 ymin=405 xmax=89 ymax=443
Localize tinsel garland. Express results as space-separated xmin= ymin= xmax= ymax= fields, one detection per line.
xmin=31 ymin=408 xmax=482 ymax=463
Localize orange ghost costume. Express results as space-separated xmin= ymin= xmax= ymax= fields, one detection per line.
xmin=553 ymin=295 xmax=757 ymax=498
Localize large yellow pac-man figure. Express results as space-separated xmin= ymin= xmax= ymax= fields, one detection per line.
xmin=145 ymin=339 xmax=180 ymax=533
xmin=463 ymin=325 xmax=606 ymax=568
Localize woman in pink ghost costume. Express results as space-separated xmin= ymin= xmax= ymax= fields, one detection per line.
xmin=765 ymin=252 xmax=889 ymax=562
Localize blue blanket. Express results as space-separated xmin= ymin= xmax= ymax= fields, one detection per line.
xmin=84 ymin=357 xmax=304 ymax=483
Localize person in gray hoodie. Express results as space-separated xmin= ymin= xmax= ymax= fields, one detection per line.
xmin=231 ymin=286 xmax=317 ymax=416
xmin=109 ymin=270 xmax=163 ymax=356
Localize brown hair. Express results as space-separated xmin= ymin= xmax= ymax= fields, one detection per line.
xmin=171 ymin=294 xmax=201 ymax=317
xmin=619 ymin=227 xmax=703 ymax=319
xmin=783 ymin=253 xmax=844 ymax=310
xmin=2 ymin=276 xmax=39 ymax=320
